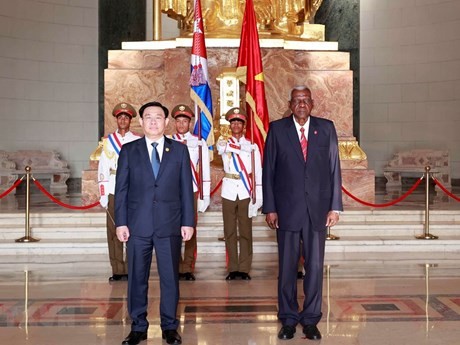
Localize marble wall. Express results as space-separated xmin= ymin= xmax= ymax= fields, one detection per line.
xmin=96 ymin=45 xmax=374 ymax=207
xmin=104 ymin=48 xmax=355 ymax=139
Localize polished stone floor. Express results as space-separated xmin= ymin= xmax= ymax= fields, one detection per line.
xmin=1 ymin=181 xmax=460 ymax=344
xmin=1 ymin=251 xmax=460 ymax=345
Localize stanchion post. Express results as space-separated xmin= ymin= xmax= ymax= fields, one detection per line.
xmin=326 ymin=226 xmax=340 ymax=241
xmin=15 ymin=166 xmax=40 ymax=243
xmin=416 ymin=166 xmax=438 ymax=240
xmin=325 ymin=265 xmax=331 ymax=335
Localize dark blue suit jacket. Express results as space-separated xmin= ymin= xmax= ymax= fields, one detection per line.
xmin=114 ymin=136 xmax=195 ymax=237
xmin=262 ymin=115 xmax=343 ymax=231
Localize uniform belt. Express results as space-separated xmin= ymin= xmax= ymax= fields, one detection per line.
xmin=110 ymin=169 xmax=117 ymax=175
xmin=224 ymin=173 xmax=252 ymax=180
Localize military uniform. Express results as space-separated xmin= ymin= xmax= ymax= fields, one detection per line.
xmin=170 ymin=104 xmax=211 ymax=279
xmin=217 ymin=108 xmax=262 ymax=280
xmin=98 ymin=102 xmax=140 ymax=281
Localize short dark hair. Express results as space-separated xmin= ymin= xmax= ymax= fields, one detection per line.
xmin=138 ymin=101 xmax=169 ymax=118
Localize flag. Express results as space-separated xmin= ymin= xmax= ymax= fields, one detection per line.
xmin=190 ymin=0 xmax=214 ymax=155
xmin=236 ymin=0 xmax=270 ymax=160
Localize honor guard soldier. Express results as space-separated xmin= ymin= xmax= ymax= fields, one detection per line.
xmin=170 ymin=104 xmax=211 ymax=281
xmin=217 ymin=107 xmax=262 ymax=280
xmin=98 ymin=102 xmax=140 ymax=282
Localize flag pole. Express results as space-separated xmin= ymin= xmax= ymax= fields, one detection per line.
xmin=196 ymin=103 xmax=204 ymax=200
xmin=250 ymin=105 xmax=256 ymax=204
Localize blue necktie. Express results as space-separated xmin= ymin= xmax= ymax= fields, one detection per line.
xmin=151 ymin=142 xmax=160 ymax=178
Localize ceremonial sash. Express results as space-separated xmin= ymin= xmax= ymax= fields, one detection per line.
xmin=108 ymin=132 xmax=123 ymax=156
xmin=229 ymin=138 xmax=252 ymax=195
xmin=173 ymin=133 xmax=200 ymax=191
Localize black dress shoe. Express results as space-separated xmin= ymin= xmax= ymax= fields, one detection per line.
xmin=183 ymin=272 xmax=196 ymax=281
xmin=303 ymin=325 xmax=322 ymax=340
xmin=297 ymin=271 xmax=304 ymax=280
xmin=225 ymin=271 xmax=238 ymax=280
xmin=240 ymin=272 xmax=251 ymax=280
xmin=178 ymin=273 xmax=185 ymax=280
xmin=162 ymin=329 xmax=182 ymax=344
xmin=121 ymin=331 xmax=147 ymax=345
xmin=278 ymin=325 xmax=296 ymax=340
xmin=109 ymin=274 xmax=128 ymax=282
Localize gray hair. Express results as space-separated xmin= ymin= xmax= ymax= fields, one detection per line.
xmin=289 ymin=86 xmax=312 ymax=101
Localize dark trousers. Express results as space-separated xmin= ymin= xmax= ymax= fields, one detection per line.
xmin=107 ymin=194 xmax=127 ymax=275
xmin=179 ymin=192 xmax=198 ymax=273
xmin=277 ymin=216 xmax=326 ymax=327
xmin=127 ymin=233 xmax=182 ymax=332
xmin=222 ymin=197 xmax=253 ymax=273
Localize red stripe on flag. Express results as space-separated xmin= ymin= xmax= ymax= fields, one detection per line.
xmin=236 ymin=0 xmax=270 ymax=161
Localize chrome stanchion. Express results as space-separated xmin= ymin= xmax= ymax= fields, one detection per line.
xmin=416 ymin=166 xmax=438 ymax=240
xmin=326 ymin=226 xmax=340 ymax=241
xmin=15 ymin=166 xmax=40 ymax=243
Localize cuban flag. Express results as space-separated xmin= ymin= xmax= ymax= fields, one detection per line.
xmin=190 ymin=0 xmax=214 ymax=155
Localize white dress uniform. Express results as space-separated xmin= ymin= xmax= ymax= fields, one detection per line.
xmin=98 ymin=130 xmax=140 ymax=277
xmin=171 ymin=131 xmax=211 ymax=212
xmin=98 ymin=130 xmax=140 ymax=206
xmin=171 ymin=131 xmax=211 ymax=275
xmin=217 ymin=136 xmax=263 ymax=216
xmin=217 ymin=135 xmax=262 ymax=275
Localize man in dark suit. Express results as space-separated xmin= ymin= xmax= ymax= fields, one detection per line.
xmin=115 ymin=101 xmax=195 ymax=345
xmin=262 ymin=86 xmax=343 ymax=341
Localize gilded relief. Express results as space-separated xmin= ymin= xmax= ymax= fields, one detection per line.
xmin=161 ymin=0 xmax=323 ymax=38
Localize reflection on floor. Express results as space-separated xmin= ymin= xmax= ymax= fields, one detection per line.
xmin=2 ymin=252 xmax=460 ymax=345
xmin=1 ymin=183 xmax=460 ymax=344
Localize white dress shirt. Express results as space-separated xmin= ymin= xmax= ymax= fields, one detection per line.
xmin=145 ymin=135 xmax=165 ymax=162
xmin=293 ymin=116 xmax=310 ymax=140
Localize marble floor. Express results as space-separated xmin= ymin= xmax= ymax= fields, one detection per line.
xmin=1 ymin=251 xmax=460 ymax=345
xmin=1 ymin=182 xmax=460 ymax=344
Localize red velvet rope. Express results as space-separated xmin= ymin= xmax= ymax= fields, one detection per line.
xmin=432 ymin=177 xmax=460 ymax=202
xmin=33 ymin=180 xmax=100 ymax=210
xmin=342 ymin=177 xmax=424 ymax=208
xmin=0 ymin=178 xmax=24 ymax=199
xmin=210 ymin=178 xmax=223 ymax=197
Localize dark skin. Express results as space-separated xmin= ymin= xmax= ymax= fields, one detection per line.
xmin=174 ymin=116 xmax=192 ymax=136
xmin=116 ymin=113 xmax=132 ymax=136
xmin=265 ymin=88 xmax=339 ymax=229
xmin=229 ymin=119 xmax=245 ymax=138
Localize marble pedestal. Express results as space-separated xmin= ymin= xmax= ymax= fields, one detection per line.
xmin=82 ymin=39 xmax=374 ymax=208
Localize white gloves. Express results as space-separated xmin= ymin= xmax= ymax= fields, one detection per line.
xmin=187 ymin=137 xmax=199 ymax=148
xmin=240 ymin=143 xmax=257 ymax=152
xmin=247 ymin=185 xmax=263 ymax=218
xmin=198 ymin=196 xmax=210 ymax=213
xmin=99 ymin=195 xmax=108 ymax=208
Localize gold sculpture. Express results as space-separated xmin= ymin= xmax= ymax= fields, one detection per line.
xmin=338 ymin=140 xmax=368 ymax=162
xmin=161 ymin=0 xmax=324 ymax=39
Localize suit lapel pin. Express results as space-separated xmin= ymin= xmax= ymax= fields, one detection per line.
xmin=165 ymin=148 xmax=170 ymax=152
xmin=314 ymin=130 xmax=318 ymax=135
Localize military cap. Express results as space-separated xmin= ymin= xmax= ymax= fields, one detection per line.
xmin=112 ymin=102 xmax=137 ymax=118
xmin=171 ymin=104 xmax=194 ymax=119
xmin=225 ymin=107 xmax=247 ymax=123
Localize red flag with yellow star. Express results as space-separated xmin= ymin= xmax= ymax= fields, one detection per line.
xmin=236 ymin=0 xmax=269 ymax=160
